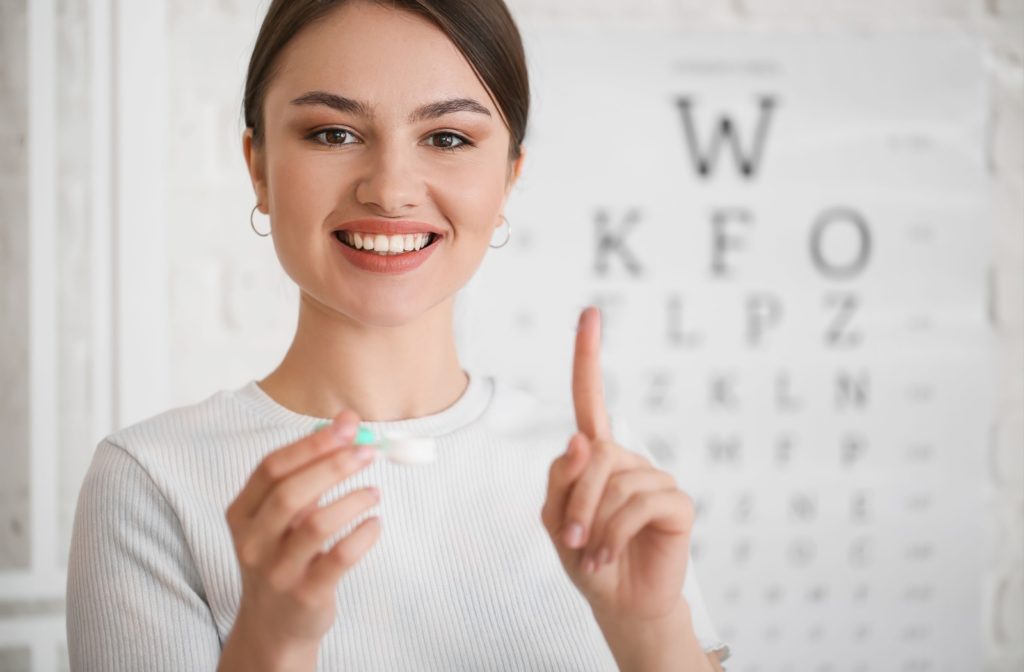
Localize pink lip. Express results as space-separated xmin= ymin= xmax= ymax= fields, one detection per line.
xmin=332 ymin=230 xmax=441 ymax=274
xmin=332 ymin=218 xmax=446 ymax=236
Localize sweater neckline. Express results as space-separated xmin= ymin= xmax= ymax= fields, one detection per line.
xmin=234 ymin=369 xmax=494 ymax=438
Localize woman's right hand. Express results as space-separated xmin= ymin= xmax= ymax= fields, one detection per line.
xmin=222 ymin=409 xmax=380 ymax=665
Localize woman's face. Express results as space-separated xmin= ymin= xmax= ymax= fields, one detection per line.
xmin=244 ymin=0 xmax=523 ymax=327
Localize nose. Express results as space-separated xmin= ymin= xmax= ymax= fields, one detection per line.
xmin=354 ymin=140 xmax=423 ymax=214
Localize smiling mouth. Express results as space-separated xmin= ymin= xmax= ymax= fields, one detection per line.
xmin=333 ymin=230 xmax=442 ymax=255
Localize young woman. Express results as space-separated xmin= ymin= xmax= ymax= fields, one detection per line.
xmin=66 ymin=1 xmax=731 ymax=670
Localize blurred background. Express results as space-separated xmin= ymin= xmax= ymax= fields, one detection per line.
xmin=0 ymin=0 xmax=1021 ymax=670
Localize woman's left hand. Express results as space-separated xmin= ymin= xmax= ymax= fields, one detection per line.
xmin=541 ymin=306 xmax=694 ymax=621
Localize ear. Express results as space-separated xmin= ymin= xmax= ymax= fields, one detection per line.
xmin=512 ymin=147 xmax=525 ymax=180
xmin=505 ymin=147 xmax=526 ymax=194
xmin=242 ymin=128 xmax=269 ymax=213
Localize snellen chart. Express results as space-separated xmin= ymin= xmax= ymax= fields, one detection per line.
xmin=461 ymin=33 xmax=994 ymax=671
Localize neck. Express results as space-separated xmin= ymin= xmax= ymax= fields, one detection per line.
xmin=258 ymin=291 xmax=468 ymax=421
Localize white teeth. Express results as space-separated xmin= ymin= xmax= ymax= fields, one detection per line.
xmin=340 ymin=231 xmax=435 ymax=255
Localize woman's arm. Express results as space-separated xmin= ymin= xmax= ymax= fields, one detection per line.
xmin=66 ymin=440 xmax=222 ymax=671
xmin=217 ymin=603 xmax=319 ymax=672
xmin=592 ymin=597 xmax=717 ymax=672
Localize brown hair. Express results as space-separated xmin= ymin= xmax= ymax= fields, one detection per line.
xmin=243 ymin=0 xmax=529 ymax=163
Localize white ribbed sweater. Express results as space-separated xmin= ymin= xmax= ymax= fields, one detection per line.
xmin=66 ymin=370 xmax=731 ymax=671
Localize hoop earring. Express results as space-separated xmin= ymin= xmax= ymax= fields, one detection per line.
xmin=489 ymin=214 xmax=512 ymax=249
xmin=250 ymin=204 xmax=271 ymax=237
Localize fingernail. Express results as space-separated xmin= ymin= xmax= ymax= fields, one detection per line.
xmin=598 ymin=547 xmax=610 ymax=565
xmin=354 ymin=444 xmax=375 ymax=461
xmin=333 ymin=416 xmax=357 ymax=441
xmin=566 ymin=434 xmax=586 ymax=458
xmin=563 ymin=523 xmax=583 ymax=548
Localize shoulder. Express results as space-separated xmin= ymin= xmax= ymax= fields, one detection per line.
xmin=85 ymin=381 xmax=273 ymax=508
xmin=107 ymin=376 xmax=254 ymax=446
xmin=101 ymin=381 xmax=263 ymax=464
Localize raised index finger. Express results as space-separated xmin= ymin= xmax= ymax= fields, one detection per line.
xmin=572 ymin=306 xmax=612 ymax=441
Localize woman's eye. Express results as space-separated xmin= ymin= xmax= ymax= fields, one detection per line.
xmin=428 ymin=131 xmax=471 ymax=152
xmin=307 ymin=128 xmax=471 ymax=151
xmin=310 ymin=128 xmax=356 ymax=146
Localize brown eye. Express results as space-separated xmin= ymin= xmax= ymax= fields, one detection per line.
xmin=311 ymin=128 xmax=355 ymax=146
xmin=429 ymin=131 xmax=470 ymax=152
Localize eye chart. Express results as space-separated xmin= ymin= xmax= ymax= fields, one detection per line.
xmin=458 ymin=32 xmax=993 ymax=671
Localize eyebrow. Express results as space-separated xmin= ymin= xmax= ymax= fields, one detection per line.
xmin=289 ymin=91 xmax=492 ymax=122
